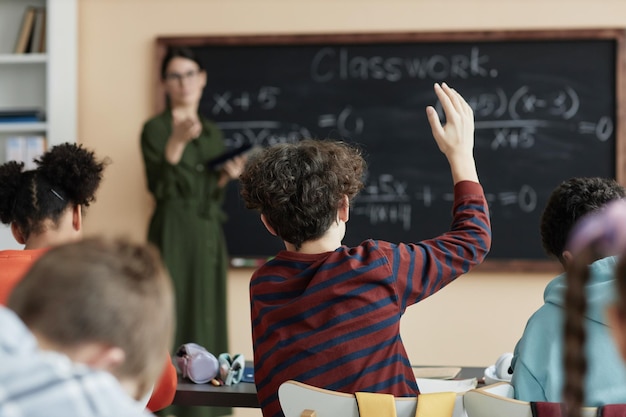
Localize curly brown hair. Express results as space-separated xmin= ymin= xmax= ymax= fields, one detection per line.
xmin=240 ymin=139 xmax=366 ymax=250
xmin=0 ymin=143 xmax=108 ymax=240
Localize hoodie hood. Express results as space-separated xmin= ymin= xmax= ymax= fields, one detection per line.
xmin=511 ymin=256 xmax=626 ymax=405
xmin=544 ymin=256 xmax=618 ymax=325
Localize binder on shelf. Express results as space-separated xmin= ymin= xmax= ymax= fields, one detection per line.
xmin=29 ymin=7 xmax=46 ymax=54
xmin=5 ymin=136 xmax=27 ymax=164
xmin=4 ymin=136 xmax=46 ymax=167
xmin=0 ymin=108 xmax=45 ymax=123
xmin=14 ymin=6 xmax=36 ymax=54
xmin=24 ymin=136 xmax=46 ymax=170
xmin=0 ymin=115 xmax=41 ymax=123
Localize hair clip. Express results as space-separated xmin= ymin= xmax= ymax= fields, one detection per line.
xmin=50 ymin=188 xmax=64 ymax=201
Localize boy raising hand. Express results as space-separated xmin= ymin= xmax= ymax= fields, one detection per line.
xmin=240 ymin=83 xmax=491 ymax=417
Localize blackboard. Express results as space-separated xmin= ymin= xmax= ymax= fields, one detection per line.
xmin=156 ymin=30 xmax=626 ymax=271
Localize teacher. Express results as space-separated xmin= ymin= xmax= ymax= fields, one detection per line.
xmin=140 ymin=47 xmax=244 ymax=417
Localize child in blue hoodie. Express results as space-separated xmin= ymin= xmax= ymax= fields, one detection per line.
xmin=511 ymin=177 xmax=626 ymax=405
xmin=562 ymin=198 xmax=626 ymax=416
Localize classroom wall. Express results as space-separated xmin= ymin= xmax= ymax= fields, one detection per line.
xmin=76 ymin=2 xmax=625 ymax=414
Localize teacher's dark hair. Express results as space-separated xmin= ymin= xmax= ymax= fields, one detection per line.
xmin=160 ymin=46 xmax=205 ymax=80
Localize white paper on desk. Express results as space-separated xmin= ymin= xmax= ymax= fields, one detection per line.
xmin=416 ymin=377 xmax=477 ymax=393
xmin=412 ymin=366 xmax=461 ymax=379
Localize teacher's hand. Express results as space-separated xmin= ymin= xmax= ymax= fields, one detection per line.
xmin=218 ymin=155 xmax=247 ymax=187
xmin=171 ymin=114 xmax=202 ymax=144
xmin=165 ymin=114 xmax=202 ymax=165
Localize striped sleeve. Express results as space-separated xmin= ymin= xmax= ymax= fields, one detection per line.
xmin=390 ymin=180 xmax=491 ymax=310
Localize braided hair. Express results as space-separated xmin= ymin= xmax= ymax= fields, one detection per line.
xmin=0 ymin=143 xmax=107 ymax=240
xmin=563 ymin=247 xmax=595 ymax=417
xmin=563 ymin=199 xmax=626 ymax=417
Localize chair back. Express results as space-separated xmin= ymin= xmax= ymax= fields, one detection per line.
xmin=278 ymin=380 xmax=465 ymax=417
xmin=463 ymin=382 xmax=599 ymax=417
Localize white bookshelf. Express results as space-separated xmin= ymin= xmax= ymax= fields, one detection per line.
xmin=0 ymin=122 xmax=48 ymax=133
xmin=0 ymin=53 xmax=47 ymax=64
xmin=0 ymin=0 xmax=77 ymax=249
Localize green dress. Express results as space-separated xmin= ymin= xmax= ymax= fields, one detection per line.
xmin=141 ymin=110 xmax=230 ymax=417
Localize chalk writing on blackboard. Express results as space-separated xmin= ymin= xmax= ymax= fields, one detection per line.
xmin=211 ymin=86 xmax=282 ymax=114
xmin=309 ymin=47 xmax=498 ymax=82
xmin=351 ymin=179 xmax=538 ymax=231
xmin=157 ymin=30 xmax=625 ymax=265
xmin=210 ymin=46 xmax=613 ymax=149
xmin=211 ymin=79 xmax=613 ymax=232
xmin=214 ymin=84 xmax=612 ymax=148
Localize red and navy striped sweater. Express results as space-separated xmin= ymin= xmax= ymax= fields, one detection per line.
xmin=250 ymin=181 xmax=491 ymax=417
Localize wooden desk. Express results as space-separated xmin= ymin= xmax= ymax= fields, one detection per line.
xmin=173 ymin=366 xmax=487 ymax=408
xmin=174 ymin=379 xmax=260 ymax=408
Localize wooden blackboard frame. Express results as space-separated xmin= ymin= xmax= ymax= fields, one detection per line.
xmin=154 ymin=29 xmax=626 ymax=273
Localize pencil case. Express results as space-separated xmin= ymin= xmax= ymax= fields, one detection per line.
xmin=218 ymin=353 xmax=246 ymax=386
xmin=175 ymin=343 xmax=219 ymax=384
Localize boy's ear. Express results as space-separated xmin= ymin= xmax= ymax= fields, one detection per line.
xmin=561 ymin=250 xmax=573 ymax=268
xmin=261 ymin=214 xmax=277 ymax=236
xmin=338 ymin=195 xmax=350 ymax=223
xmin=88 ymin=345 xmax=126 ymax=372
xmin=607 ymin=305 xmax=626 ymax=362
xmin=58 ymin=341 xmax=125 ymax=373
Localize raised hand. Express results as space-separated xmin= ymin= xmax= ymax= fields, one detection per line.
xmin=426 ymin=83 xmax=478 ymax=184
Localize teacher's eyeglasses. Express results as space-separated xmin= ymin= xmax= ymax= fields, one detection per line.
xmin=164 ymin=69 xmax=200 ymax=83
